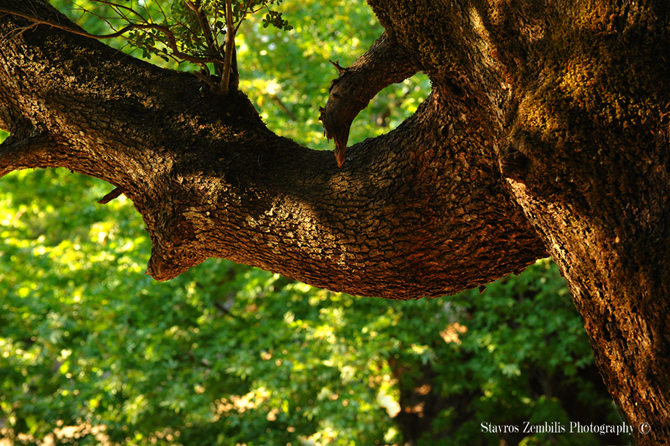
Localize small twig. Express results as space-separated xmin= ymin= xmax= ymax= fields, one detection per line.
xmin=79 ymin=9 xmax=122 ymax=34
xmin=97 ymin=187 xmax=124 ymax=204
xmin=329 ymin=59 xmax=347 ymax=75
xmin=0 ymin=22 xmax=39 ymax=44
xmin=214 ymin=300 xmax=236 ymax=318
xmin=0 ymin=8 xmax=223 ymax=66
xmin=234 ymin=1 xmax=253 ymax=34
xmin=193 ymin=69 xmax=218 ymax=91
xmin=91 ymin=0 xmax=145 ymax=22
xmin=220 ymin=0 xmax=235 ymax=95
xmin=270 ymin=94 xmax=297 ymax=121
xmin=186 ymin=1 xmax=221 ymax=77
xmin=153 ymin=0 xmax=170 ymax=23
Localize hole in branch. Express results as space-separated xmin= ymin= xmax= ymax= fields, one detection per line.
xmin=351 ymin=72 xmax=431 ymax=146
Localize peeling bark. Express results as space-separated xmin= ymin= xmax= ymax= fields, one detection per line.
xmin=2 ymin=0 xmax=670 ymax=442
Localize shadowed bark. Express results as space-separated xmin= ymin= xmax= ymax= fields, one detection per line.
xmin=1 ymin=0 xmax=670 ymax=443
xmin=319 ymin=31 xmax=419 ymax=167
xmin=0 ymin=0 xmax=546 ymax=299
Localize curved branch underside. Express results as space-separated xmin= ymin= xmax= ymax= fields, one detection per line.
xmin=0 ymin=0 xmax=547 ymax=299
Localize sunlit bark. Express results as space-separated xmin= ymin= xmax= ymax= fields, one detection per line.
xmin=1 ymin=0 xmax=669 ymax=442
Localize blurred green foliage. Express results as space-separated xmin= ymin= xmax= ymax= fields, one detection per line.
xmin=61 ymin=0 xmax=292 ymax=93
xmin=0 ymin=1 xmax=627 ymax=445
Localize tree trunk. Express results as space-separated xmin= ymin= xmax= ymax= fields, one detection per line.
xmin=1 ymin=0 xmax=669 ymax=443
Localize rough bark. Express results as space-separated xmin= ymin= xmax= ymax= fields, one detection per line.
xmin=472 ymin=2 xmax=670 ymax=443
xmin=319 ymin=31 xmax=419 ymax=167
xmin=0 ymin=0 xmax=545 ymax=299
xmin=1 ymin=0 xmax=670 ymax=443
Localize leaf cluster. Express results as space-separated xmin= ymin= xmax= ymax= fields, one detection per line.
xmin=62 ymin=0 xmax=292 ymax=93
xmin=261 ymin=8 xmax=291 ymax=30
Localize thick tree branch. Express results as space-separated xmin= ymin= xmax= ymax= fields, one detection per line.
xmin=0 ymin=0 xmax=546 ymax=299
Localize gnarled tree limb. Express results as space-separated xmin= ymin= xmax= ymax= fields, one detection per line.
xmin=0 ymin=0 xmax=546 ymax=299
xmin=319 ymin=32 xmax=420 ymax=167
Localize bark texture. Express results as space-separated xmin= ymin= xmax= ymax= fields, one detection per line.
xmin=319 ymin=31 xmax=419 ymax=166
xmin=0 ymin=0 xmax=546 ymax=299
xmin=1 ymin=0 xmax=670 ymax=443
